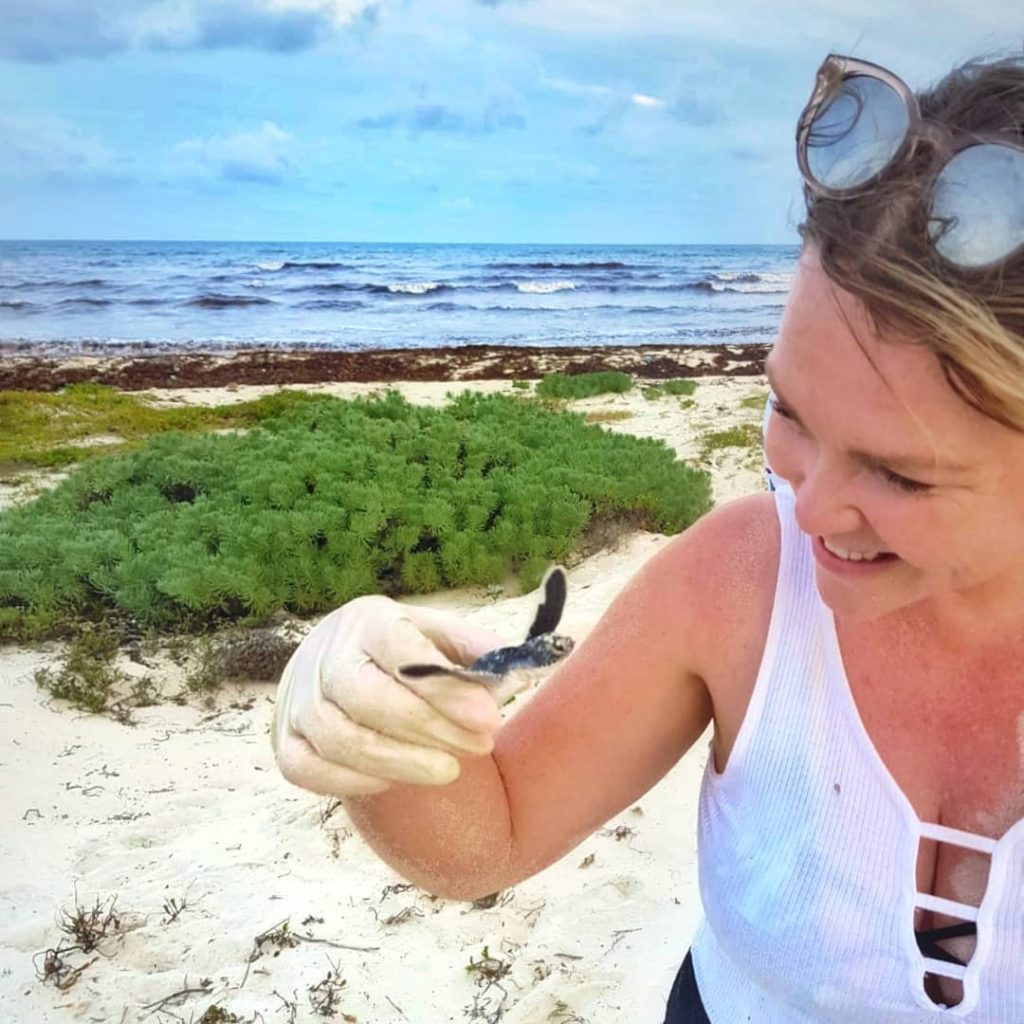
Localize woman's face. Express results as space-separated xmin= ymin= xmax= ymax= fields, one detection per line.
xmin=764 ymin=247 xmax=1024 ymax=637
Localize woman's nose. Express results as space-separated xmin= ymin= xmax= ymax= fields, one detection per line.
xmin=765 ymin=420 xmax=861 ymax=537
xmin=790 ymin=455 xmax=863 ymax=539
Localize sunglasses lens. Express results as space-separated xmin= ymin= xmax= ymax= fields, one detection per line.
xmin=930 ymin=144 xmax=1024 ymax=268
xmin=806 ymin=74 xmax=910 ymax=190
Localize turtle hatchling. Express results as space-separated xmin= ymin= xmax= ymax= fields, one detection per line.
xmin=399 ymin=566 xmax=574 ymax=686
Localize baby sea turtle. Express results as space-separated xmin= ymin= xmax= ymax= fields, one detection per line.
xmin=399 ymin=566 xmax=574 ymax=686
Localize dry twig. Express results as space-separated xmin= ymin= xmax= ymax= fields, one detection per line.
xmin=139 ymin=976 xmax=214 ymax=1016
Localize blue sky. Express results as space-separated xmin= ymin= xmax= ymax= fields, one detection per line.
xmin=2 ymin=0 xmax=1019 ymax=243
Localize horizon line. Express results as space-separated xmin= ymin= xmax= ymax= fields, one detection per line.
xmin=0 ymin=237 xmax=800 ymax=247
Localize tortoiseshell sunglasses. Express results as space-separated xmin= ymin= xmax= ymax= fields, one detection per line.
xmin=796 ymin=53 xmax=1024 ymax=270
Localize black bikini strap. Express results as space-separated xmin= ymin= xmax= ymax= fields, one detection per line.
xmin=915 ymin=922 xmax=978 ymax=966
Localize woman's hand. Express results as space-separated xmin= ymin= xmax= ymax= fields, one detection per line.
xmin=272 ymin=596 xmax=507 ymax=797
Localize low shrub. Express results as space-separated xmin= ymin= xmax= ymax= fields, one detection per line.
xmin=641 ymin=379 xmax=697 ymax=400
xmin=34 ymin=621 xmax=157 ymax=719
xmin=661 ymin=379 xmax=698 ymax=396
xmin=534 ymin=371 xmax=633 ymax=400
xmin=0 ymin=390 xmax=711 ymax=640
xmin=699 ymin=423 xmax=763 ymax=458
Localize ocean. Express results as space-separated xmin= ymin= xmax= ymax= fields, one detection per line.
xmin=0 ymin=240 xmax=798 ymax=353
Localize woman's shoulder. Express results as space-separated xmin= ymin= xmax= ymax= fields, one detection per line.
xmin=660 ymin=491 xmax=781 ymax=600
xmin=653 ymin=491 xmax=781 ymax=688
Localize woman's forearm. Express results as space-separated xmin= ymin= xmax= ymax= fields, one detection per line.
xmin=342 ymin=751 xmax=516 ymax=901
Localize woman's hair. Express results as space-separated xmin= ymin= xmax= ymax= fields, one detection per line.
xmin=800 ymin=54 xmax=1024 ymax=431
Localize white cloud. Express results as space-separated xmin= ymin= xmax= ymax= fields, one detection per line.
xmin=631 ymin=93 xmax=664 ymax=108
xmin=264 ymin=0 xmax=368 ymax=24
xmin=496 ymin=0 xmax=1022 ymax=68
xmin=2 ymin=0 xmax=378 ymax=61
xmin=0 ymin=115 xmax=123 ymax=181
xmin=173 ymin=121 xmax=294 ymax=183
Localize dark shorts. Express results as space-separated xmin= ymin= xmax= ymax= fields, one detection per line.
xmin=662 ymin=951 xmax=711 ymax=1024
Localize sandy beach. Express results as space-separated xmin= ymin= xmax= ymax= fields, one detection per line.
xmin=1 ymin=357 xmax=769 ymax=1024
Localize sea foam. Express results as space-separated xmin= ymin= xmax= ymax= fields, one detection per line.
xmin=386 ymin=282 xmax=445 ymax=295
xmin=516 ymin=281 xmax=577 ymax=294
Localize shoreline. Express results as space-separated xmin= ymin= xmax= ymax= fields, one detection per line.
xmin=0 ymin=341 xmax=770 ymax=392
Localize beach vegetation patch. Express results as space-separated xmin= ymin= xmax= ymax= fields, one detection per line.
xmin=0 ymin=390 xmax=711 ymax=640
xmin=643 ymin=379 xmax=698 ymax=400
xmin=740 ymin=390 xmax=770 ymax=410
xmin=34 ymin=622 xmax=157 ymax=720
xmin=59 ymin=892 xmax=122 ymax=954
xmin=183 ymin=628 xmax=299 ymax=695
xmin=584 ymin=410 xmax=633 ymax=424
xmin=698 ymin=421 xmax=766 ymax=474
xmin=35 ymin=890 xmax=125 ymax=991
xmin=196 ymin=1008 xmax=244 ymax=1024
xmin=699 ymin=422 xmax=763 ymax=458
xmin=308 ymin=965 xmax=354 ymax=1020
xmin=534 ymin=371 xmax=632 ymax=400
xmin=661 ymin=378 xmax=698 ymax=396
xmin=0 ymin=383 xmax=325 ymax=473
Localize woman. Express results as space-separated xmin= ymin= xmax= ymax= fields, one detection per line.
xmin=273 ymin=53 xmax=1024 ymax=1021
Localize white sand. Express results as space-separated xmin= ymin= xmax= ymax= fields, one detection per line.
xmin=0 ymin=375 xmax=768 ymax=1023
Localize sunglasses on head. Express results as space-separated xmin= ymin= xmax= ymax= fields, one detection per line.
xmin=796 ymin=53 xmax=1024 ymax=270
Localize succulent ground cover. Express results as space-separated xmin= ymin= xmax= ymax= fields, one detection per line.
xmin=0 ymin=388 xmax=711 ymax=641
xmin=534 ymin=370 xmax=633 ymax=400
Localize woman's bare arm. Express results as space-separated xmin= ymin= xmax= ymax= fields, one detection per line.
xmin=343 ymin=494 xmax=772 ymax=899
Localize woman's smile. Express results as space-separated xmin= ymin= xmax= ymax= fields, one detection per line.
xmin=815 ymin=535 xmax=900 ymax=574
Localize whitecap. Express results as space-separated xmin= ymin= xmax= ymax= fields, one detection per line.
xmin=256 ymin=261 xmax=285 ymax=272
xmin=386 ymin=282 xmax=444 ymax=294
xmin=713 ymin=281 xmax=792 ymax=294
xmin=515 ymin=280 xmax=577 ymax=294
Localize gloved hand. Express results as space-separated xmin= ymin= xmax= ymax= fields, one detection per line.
xmin=272 ymin=596 xmax=512 ymax=797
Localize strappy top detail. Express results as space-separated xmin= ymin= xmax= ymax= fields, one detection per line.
xmin=919 ymin=822 xmax=999 ymax=857
xmin=690 ymin=485 xmax=1024 ymax=1022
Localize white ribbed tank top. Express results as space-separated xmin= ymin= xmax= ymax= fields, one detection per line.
xmin=690 ymin=484 xmax=1024 ymax=1022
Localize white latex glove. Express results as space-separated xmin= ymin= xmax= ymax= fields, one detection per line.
xmin=273 ymin=596 xmax=515 ymax=797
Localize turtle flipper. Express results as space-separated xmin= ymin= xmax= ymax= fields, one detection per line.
xmin=397 ymin=662 xmax=502 ymax=687
xmin=526 ymin=566 xmax=567 ymax=639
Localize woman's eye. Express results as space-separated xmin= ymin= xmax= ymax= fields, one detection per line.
xmin=878 ymin=466 xmax=931 ymax=494
xmin=771 ymin=399 xmax=931 ymax=496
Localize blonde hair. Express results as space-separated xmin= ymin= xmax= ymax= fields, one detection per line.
xmin=800 ymin=55 xmax=1024 ymax=432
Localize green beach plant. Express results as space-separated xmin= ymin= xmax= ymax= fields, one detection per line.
xmin=642 ymin=379 xmax=699 ymax=400
xmin=534 ymin=371 xmax=633 ymax=400
xmin=0 ymin=384 xmax=326 ymax=474
xmin=699 ymin=422 xmax=763 ymax=457
xmin=661 ymin=379 xmax=698 ymax=396
xmin=34 ymin=623 xmax=129 ymax=714
xmin=740 ymin=390 xmax=770 ymax=410
xmin=0 ymin=390 xmax=711 ymax=641
xmin=33 ymin=621 xmax=160 ymax=719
